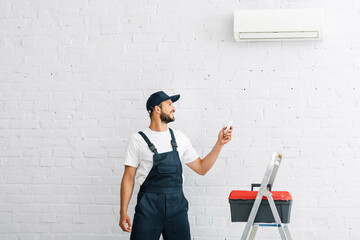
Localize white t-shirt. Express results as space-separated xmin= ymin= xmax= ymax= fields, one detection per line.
xmin=124 ymin=128 xmax=199 ymax=185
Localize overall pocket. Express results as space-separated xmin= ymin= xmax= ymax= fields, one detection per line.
xmin=157 ymin=165 xmax=178 ymax=174
xmin=156 ymin=165 xmax=179 ymax=187
xmin=133 ymin=192 xmax=158 ymax=233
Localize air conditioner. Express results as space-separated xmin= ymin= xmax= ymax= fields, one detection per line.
xmin=234 ymin=8 xmax=324 ymax=42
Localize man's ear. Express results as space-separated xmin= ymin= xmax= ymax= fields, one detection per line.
xmin=154 ymin=105 xmax=161 ymax=114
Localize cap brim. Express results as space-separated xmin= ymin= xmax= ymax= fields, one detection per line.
xmin=169 ymin=94 xmax=180 ymax=103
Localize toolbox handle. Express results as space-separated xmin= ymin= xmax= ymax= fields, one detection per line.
xmin=251 ymin=183 xmax=272 ymax=191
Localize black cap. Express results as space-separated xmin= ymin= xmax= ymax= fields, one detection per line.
xmin=146 ymin=91 xmax=180 ymax=113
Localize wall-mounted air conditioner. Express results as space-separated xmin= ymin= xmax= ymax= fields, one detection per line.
xmin=234 ymin=8 xmax=324 ymax=42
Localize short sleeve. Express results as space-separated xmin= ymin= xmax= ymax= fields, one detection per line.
xmin=124 ymin=134 xmax=140 ymax=167
xmin=178 ymin=131 xmax=199 ymax=164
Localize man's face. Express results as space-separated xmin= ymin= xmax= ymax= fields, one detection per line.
xmin=159 ymin=99 xmax=176 ymax=123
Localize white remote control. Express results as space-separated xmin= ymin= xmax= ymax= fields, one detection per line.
xmin=225 ymin=120 xmax=233 ymax=134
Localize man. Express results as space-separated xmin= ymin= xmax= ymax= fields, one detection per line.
xmin=119 ymin=91 xmax=233 ymax=240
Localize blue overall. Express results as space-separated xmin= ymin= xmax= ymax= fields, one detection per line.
xmin=130 ymin=128 xmax=191 ymax=240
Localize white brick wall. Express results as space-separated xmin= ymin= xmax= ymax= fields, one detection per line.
xmin=1 ymin=0 xmax=360 ymax=239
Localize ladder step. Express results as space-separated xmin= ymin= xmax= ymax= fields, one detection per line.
xmin=255 ymin=223 xmax=281 ymax=227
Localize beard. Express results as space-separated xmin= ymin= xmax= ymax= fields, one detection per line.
xmin=160 ymin=111 xmax=175 ymax=124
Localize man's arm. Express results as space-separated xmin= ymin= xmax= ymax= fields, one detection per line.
xmin=119 ymin=165 xmax=137 ymax=232
xmin=186 ymin=126 xmax=232 ymax=175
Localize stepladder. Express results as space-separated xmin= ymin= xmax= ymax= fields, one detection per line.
xmin=229 ymin=152 xmax=293 ymax=240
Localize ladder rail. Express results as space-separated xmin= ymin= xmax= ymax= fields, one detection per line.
xmin=240 ymin=192 xmax=263 ymax=240
xmin=267 ymin=194 xmax=288 ymax=239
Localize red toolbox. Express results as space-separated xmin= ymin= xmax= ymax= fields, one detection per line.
xmin=229 ymin=153 xmax=293 ymax=239
xmin=229 ymin=190 xmax=293 ymax=223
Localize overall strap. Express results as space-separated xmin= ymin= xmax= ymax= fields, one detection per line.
xmin=138 ymin=131 xmax=158 ymax=155
xmin=169 ymin=128 xmax=177 ymax=151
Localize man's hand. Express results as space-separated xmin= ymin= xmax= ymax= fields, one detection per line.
xmin=119 ymin=213 xmax=132 ymax=232
xmin=218 ymin=126 xmax=233 ymax=145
